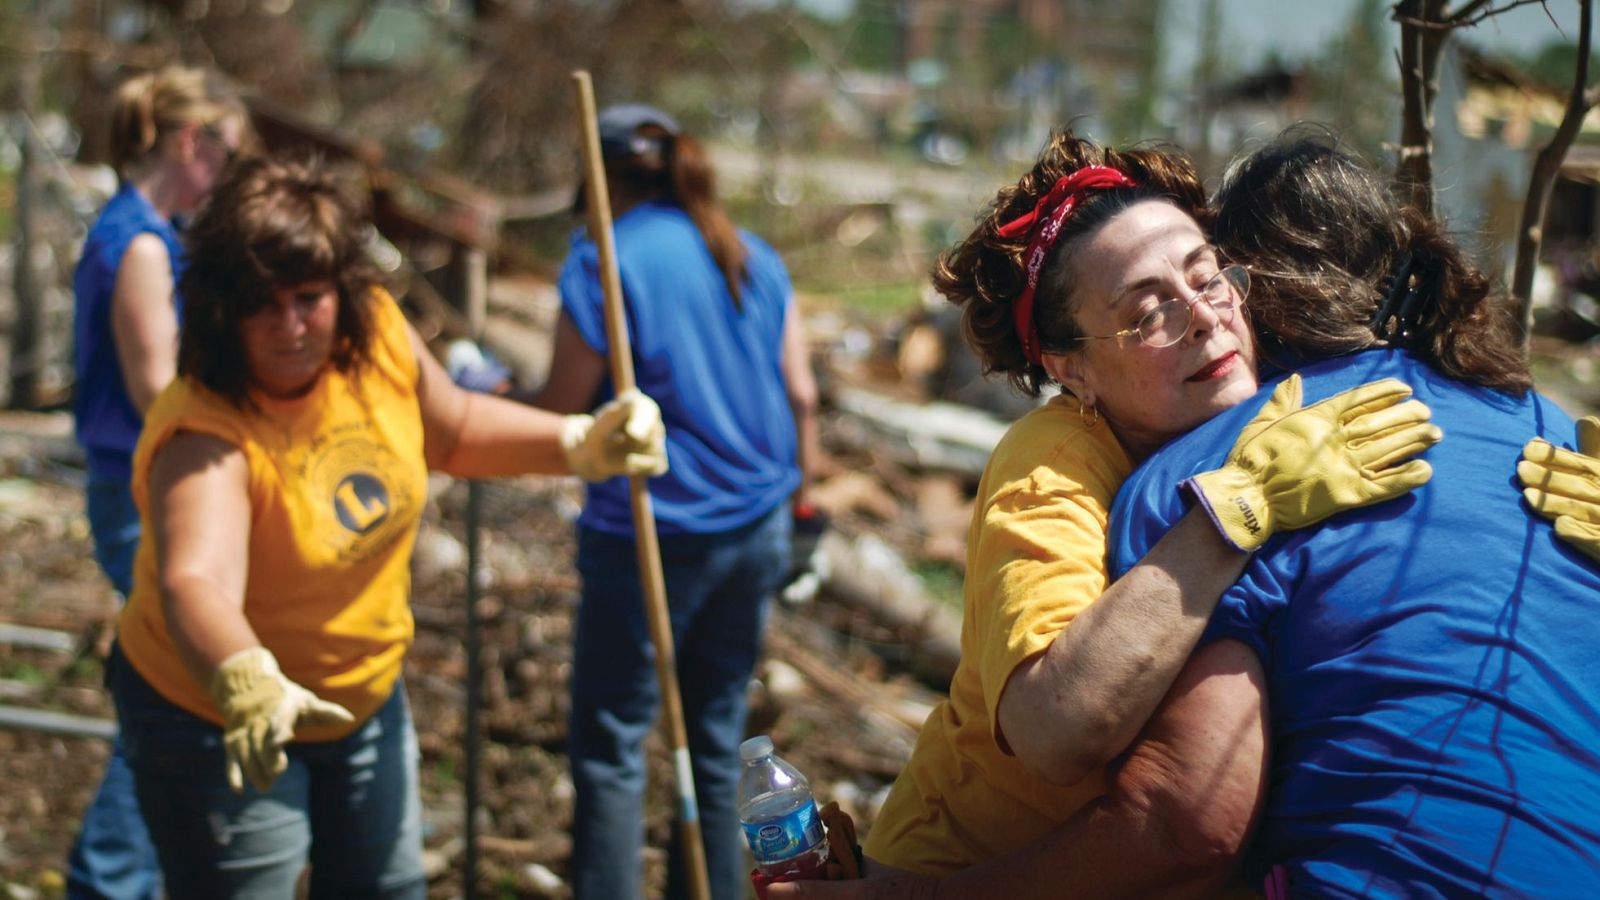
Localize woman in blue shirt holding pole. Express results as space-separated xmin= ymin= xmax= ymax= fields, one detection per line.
xmin=535 ymin=103 xmax=819 ymax=900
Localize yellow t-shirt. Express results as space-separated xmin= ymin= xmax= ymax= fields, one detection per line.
xmin=119 ymin=288 xmax=427 ymax=743
xmin=863 ymin=395 xmax=1132 ymax=875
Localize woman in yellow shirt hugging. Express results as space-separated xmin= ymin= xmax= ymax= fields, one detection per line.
xmin=110 ymin=154 xmax=667 ymax=898
xmin=773 ymin=131 xmax=1441 ymax=897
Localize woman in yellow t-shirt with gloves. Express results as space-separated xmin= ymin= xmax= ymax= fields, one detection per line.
xmin=109 ymin=154 xmax=667 ymax=898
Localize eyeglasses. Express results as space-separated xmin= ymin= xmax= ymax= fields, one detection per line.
xmin=1068 ymin=264 xmax=1250 ymax=349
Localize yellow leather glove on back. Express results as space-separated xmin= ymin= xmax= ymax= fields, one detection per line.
xmin=1519 ymin=415 xmax=1600 ymax=564
xmin=1183 ymin=374 xmax=1441 ymax=552
xmin=561 ymin=388 xmax=670 ymax=482
xmin=210 ymin=646 xmax=354 ymax=793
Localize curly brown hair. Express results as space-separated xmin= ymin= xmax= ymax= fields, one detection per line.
xmin=178 ymin=154 xmax=384 ymax=406
xmin=1213 ymin=129 xmax=1530 ymax=395
xmin=931 ymin=131 xmax=1210 ymax=397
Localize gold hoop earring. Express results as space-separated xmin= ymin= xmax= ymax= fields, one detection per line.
xmin=1079 ymin=400 xmax=1099 ymax=427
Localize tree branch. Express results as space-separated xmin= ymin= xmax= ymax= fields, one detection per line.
xmin=1513 ymin=0 xmax=1595 ymax=342
xmin=1393 ymin=0 xmax=1550 ymax=29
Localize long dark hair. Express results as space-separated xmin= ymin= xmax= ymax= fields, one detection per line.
xmin=1213 ymin=130 xmax=1530 ymax=394
xmin=179 ymin=154 xmax=383 ymax=406
xmin=604 ymin=124 xmax=748 ymax=309
xmin=931 ymin=131 xmax=1211 ymax=397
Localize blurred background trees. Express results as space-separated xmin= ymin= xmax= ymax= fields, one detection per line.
xmin=0 ymin=0 xmax=1594 ymax=406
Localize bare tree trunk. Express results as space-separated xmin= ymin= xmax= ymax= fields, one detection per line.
xmin=9 ymin=18 xmax=43 ymax=410
xmin=1513 ymin=0 xmax=1596 ymax=343
xmin=1393 ymin=0 xmax=1449 ymax=215
xmin=1394 ymin=0 xmax=1433 ymax=213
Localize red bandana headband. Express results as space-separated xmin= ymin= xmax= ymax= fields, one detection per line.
xmin=995 ymin=166 xmax=1139 ymax=364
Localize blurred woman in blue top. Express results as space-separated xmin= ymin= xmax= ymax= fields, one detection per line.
xmin=68 ymin=64 xmax=249 ymax=900
xmin=535 ymin=103 xmax=819 ymax=900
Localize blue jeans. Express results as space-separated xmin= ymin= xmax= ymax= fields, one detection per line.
xmin=69 ymin=476 xmax=160 ymax=900
xmin=85 ymin=475 xmax=141 ymax=597
xmin=109 ymin=650 xmax=426 ymax=900
xmin=568 ymin=503 xmax=792 ymax=900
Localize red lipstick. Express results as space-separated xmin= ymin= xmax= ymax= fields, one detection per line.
xmin=1187 ymin=350 xmax=1239 ymax=382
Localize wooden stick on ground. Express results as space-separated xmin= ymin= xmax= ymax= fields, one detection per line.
xmin=570 ymin=70 xmax=712 ymax=900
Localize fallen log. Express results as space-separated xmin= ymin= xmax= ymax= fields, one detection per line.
xmin=811 ymin=529 xmax=962 ymax=684
xmin=0 ymin=704 xmax=115 ymax=740
xmin=764 ymin=630 xmax=925 ymax=741
xmin=0 ymin=623 xmax=77 ymax=653
xmin=831 ymin=387 xmax=1009 ymax=478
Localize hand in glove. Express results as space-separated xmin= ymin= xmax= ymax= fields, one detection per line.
xmin=1519 ymin=415 xmax=1600 ymax=564
xmin=560 ymin=388 xmax=669 ymax=482
xmin=1183 ymin=374 xmax=1441 ymax=552
xmin=210 ymin=646 xmax=354 ymax=793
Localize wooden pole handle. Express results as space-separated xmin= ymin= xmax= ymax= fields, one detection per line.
xmin=571 ymin=70 xmax=712 ymax=900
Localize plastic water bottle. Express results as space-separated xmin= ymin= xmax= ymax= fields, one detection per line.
xmin=737 ymin=735 xmax=829 ymax=881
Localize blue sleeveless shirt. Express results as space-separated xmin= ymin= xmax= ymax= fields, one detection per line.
xmin=558 ymin=201 xmax=800 ymax=536
xmin=73 ymin=183 xmax=185 ymax=480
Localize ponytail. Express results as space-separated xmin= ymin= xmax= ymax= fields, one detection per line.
xmin=667 ymin=133 xmax=747 ymax=310
xmin=603 ymin=122 xmax=748 ymax=311
xmin=1401 ymin=208 xmax=1531 ymax=394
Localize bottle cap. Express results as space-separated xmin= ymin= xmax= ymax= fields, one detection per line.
xmin=739 ymin=735 xmax=774 ymax=762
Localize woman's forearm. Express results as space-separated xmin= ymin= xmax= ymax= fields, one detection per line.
xmin=998 ymin=508 xmax=1246 ymax=785
xmin=767 ymin=642 xmax=1268 ymax=900
xmin=954 ymin=640 xmax=1267 ymax=899
xmin=410 ymin=324 xmax=571 ymax=477
xmin=162 ymin=574 xmax=261 ymax=690
xmin=789 ymin=383 xmax=819 ymax=503
xmin=780 ymin=301 xmax=820 ymax=502
xmin=435 ymin=389 xmax=569 ymax=478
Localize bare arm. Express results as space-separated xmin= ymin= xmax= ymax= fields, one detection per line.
xmin=411 ymin=324 xmax=574 ymax=477
xmin=531 ymin=311 xmax=608 ymax=414
xmin=780 ymin=300 xmax=820 ymax=503
xmin=149 ymin=431 xmax=258 ymax=688
xmin=956 ymin=639 xmax=1267 ymax=898
xmin=111 ymin=233 xmax=180 ymax=414
xmin=771 ymin=639 xmax=1269 ymax=899
xmin=998 ymin=509 xmax=1248 ymax=786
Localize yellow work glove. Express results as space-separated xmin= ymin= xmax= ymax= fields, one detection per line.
xmin=1519 ymin=415 xmax=1600 ymax=564
xmin=561 ymin=388 xmax=669 ymax=482
xmin=210 ymin=646 xmax=354 ymax=793
xmin=1183 ymin=374 xmax=1441 ymax=552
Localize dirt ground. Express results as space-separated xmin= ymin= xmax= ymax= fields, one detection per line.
xmin=5 ymin=326 xmax=1597 ymax=899
xmin=0 ymin=410 xmax=929 ymax=899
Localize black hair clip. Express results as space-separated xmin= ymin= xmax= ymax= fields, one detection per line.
xmin=1371 ymin=251 xmax=1423 ymax=342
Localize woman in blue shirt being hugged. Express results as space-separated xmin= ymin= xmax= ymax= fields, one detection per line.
xmin=69 ymin=64 xmax=249 ymax=900
xmin=536 ymin=104 xmax=819 ymax=900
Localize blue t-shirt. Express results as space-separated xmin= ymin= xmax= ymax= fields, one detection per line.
xmin=558 ymin=200 xmax=800 ymax=536
xmin=73 ymin=183 xmax=185 ymax=480
xmin=1109 ymin=349 xmax=1600 ymax=898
